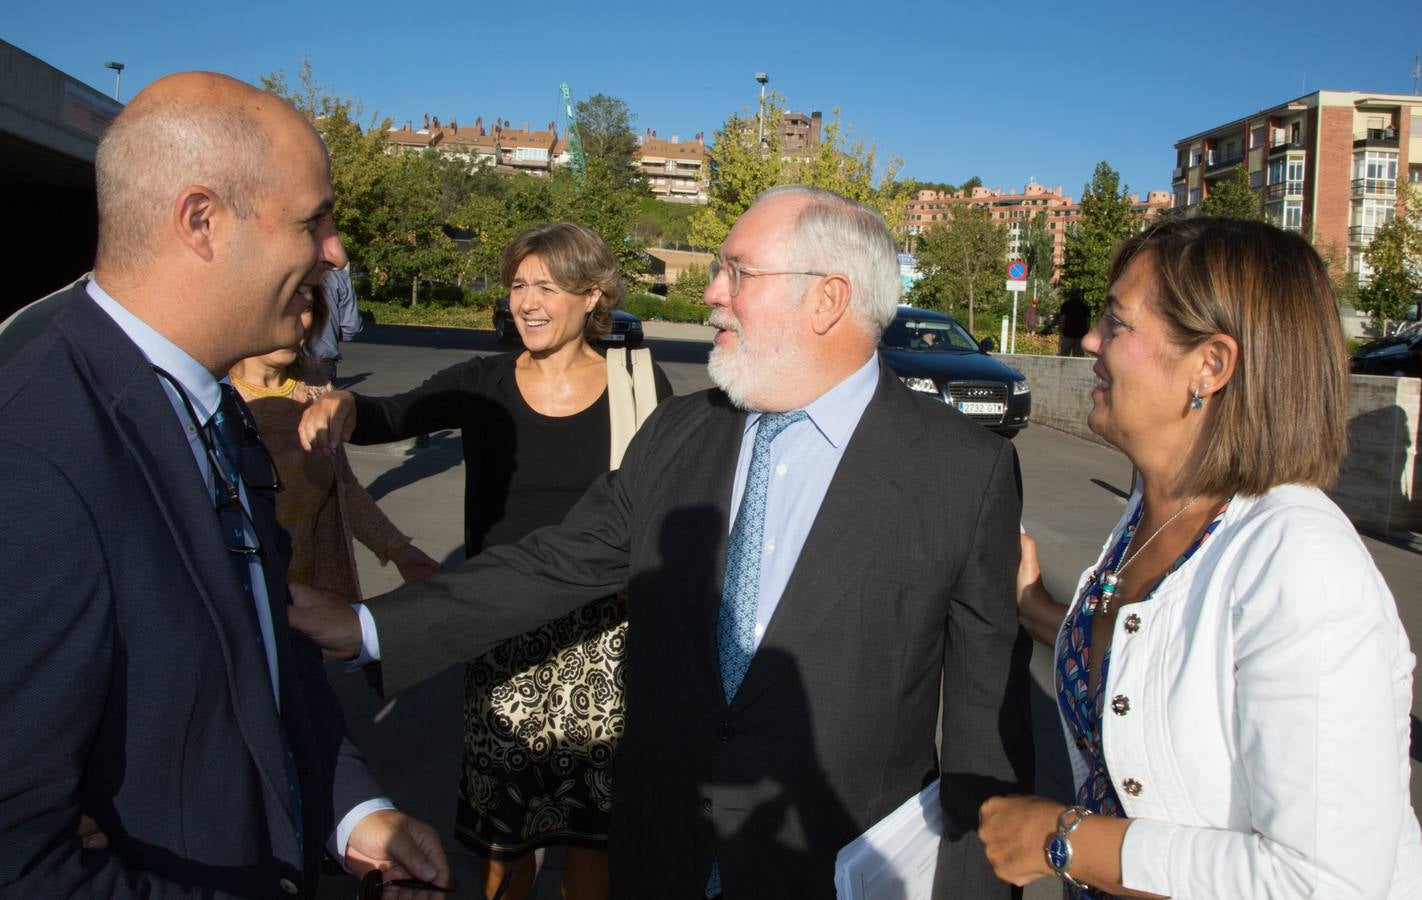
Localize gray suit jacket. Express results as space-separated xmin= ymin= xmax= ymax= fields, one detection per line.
xmin=367 ymin=361 xmax=1032 ymax=899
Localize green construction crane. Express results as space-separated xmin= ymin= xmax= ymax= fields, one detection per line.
xmin=559 ymin=82 xmax=586 ymax=185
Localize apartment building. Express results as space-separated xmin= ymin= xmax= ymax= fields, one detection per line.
xmin=384 ymin=114 xmax=561 ymax=176
xmin=905 ymin=182 xmax=1172 ymax=281
xmin=781 ymin=110 xmax=823 ymax=152
xmin=634 ymin=130 xmax=707 ymax=203
xmin=1173 ymin=90 xmax=1422 ymax=282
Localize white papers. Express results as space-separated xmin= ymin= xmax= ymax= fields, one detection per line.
xmin=834 ymin=779 xmax=943 ymax=900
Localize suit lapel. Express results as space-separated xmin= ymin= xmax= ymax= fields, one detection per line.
xmin=730 ymin=363 xmax=925 ymax=713
xmin=62 ymin=296 xmax=298 ymax=827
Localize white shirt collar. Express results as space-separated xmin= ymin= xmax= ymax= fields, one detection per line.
xmin=744 ymin=353 xmax=880 ymax=450
xmin=86 ymin=278 xmax=224 ymax=423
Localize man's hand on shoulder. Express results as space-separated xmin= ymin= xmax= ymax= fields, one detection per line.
xmin=298 ymin=389 xmax=356 ymax=456
xmin=288 ymin=584 xmax=362 ymax=660
xmin=345 ymin=809 xmax=450 ymax=888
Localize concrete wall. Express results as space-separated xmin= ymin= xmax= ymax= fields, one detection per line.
xmin=1000 ymin=353 xmax=1422 ymax=538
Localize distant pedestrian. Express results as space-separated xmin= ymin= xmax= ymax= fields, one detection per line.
xmin=309 ymin=263 xmax=362 ymax=382
xmin=1058 ymin=289 xmax=1091 ymax=356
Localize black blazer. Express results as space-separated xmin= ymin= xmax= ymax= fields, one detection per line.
xmin=0 ymin=287 xmax=380 ymax=897
xmin=369 ymin=362 xmax=1033 ymax=899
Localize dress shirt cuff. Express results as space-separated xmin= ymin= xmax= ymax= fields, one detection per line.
xmin=1118 ymin=817 xmax=1176 ymax=896
xmin=344 ymin=603 xmax=382 ymax=671
xmin=329 ymin=798 xmax=397 ymax=867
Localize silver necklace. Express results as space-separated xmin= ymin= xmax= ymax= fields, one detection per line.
xmin=1098 ymin=497 xmax=1199 ymax=616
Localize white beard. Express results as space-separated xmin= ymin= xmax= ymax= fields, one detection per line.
xmin=706 ymin=306 xmax=806 ymax=411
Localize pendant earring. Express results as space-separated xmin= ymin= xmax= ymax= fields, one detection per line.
xmin=1190 ymin=388 xmax=1204 ymax=411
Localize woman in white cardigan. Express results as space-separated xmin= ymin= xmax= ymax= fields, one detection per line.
xmin=980 ymin=216 xmax=1422 ymax=898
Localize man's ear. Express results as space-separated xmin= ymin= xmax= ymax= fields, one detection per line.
xmin=809 ymin=274 xmax=853 ymax=336
xmin=172 ymin=184 xmax=220 ymax=262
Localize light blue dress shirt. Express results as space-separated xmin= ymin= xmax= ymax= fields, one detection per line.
xmin=727 ymin=353 xmax=880 ymax=651
xmin=86 ymin=279 xmax=390 ymax=858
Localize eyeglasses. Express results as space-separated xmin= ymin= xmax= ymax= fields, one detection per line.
xmin=151 ymin=365 xmax=283 ymax=557
xmin=708 ymin=258 xmax=828 ymax=298
xmin=357 ymin=870 xmax=461 ymax=898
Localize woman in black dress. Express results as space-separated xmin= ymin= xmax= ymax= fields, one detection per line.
xmin=299 ymin=223 xmax=670 ymax=900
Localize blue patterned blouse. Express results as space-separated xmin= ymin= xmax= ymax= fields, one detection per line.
xmin=1053 ymin=498 xmax=1230 ymax=898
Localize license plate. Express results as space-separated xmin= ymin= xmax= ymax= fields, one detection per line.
xmin=957 ymin=401 xmax=1005 ymax=415
xmin=603 ymin=333 xmax=625 ymax=342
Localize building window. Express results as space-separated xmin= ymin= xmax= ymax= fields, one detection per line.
xmin=1353 ymin=150 xmax=1398 ymax=194
xmin=1188 ymin=187 xmax=1201 ymax=206
xmin=1283 ymin=201 xmax=1303 ymax=231
xmin=1250 ymin=170 xmax=1264 ymax=188
xmin=514 ymin=146 xmax=548 ymax=162
xmin=1353 ymin=197 xmax=1395 ymax=243
xmin=1251 ymin=125 xmax=1265 ymax=149
xmin=1189 ymin=148 xmax=1202 ymax=167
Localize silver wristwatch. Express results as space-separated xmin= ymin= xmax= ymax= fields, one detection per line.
xmin=1044 ymin=805 xmax=1091 ymax=892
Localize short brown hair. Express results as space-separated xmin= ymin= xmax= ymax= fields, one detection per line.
xmin=1109 ymin=216 xmax=1348 ymax=495
xmin=499 ymin=223 xmax=624 ymax=339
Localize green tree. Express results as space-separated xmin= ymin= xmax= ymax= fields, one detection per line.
xmin=261 ymin=62 xmax=460 ymax=305
xmin=575 ymin=94 xmax=644 ymax=193
xmin=669 ymin=263 xmax=710 ymax=305
xmin=1199 ymin=166 xmax=1263 ymax=220
xmin=690 ymin=95 xmax=905 ymax=250
xmin=1022 ymin=210 xmax=1060 ymax=317
xmin=1358 ymin=182 xmax=1422 ymax=331
xmin=632 ymin=197 xmax=697 ymax=247
xmin=907 ymin=204 xmax=1008 ymax=334
xmin=1061 ymin=161 xmax=1137 ymax=314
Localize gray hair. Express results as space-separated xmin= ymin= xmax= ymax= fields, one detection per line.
xmin=95 ymin=101 xmax=271 ymax=271
xmin=756 ymin=184 xmax=901 ymax=337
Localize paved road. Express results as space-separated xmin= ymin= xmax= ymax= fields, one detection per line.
xmin=318 ymin=323 xmax=1422 ymax=899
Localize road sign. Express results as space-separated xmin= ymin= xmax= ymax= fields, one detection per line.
xmin=1007 ymin=261 xmax=1028 ymax=281
xmin=1005 ymin=281 xmax=1027 ymax=292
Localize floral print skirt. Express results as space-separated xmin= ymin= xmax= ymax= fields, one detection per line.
xmin=455 ymin=594 xmax=626 ymax=858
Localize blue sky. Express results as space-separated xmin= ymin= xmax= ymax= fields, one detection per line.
xmin=7 ymin=0 xmax=1421 ymax=199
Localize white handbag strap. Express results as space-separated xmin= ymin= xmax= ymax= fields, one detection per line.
xmin=607 ymin=347 xmax=659 ymax=470
xmin=607 ymin=347 xmax=634 ymax=469
xmin=629 ymin=348 xmax=656 ymax=429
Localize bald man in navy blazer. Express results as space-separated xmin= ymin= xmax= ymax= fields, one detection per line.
xmin=0 ymin=72 xmax=446 ymax=896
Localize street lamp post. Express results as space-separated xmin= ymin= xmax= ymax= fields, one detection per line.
xmin=755 ymin=72 xmax=768 ymax=147
xmin=104 ymin=61 xmax=124 ymax=102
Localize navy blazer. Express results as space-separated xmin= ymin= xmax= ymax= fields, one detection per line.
xmin=0 ymin=286 xmax=380 ymax=897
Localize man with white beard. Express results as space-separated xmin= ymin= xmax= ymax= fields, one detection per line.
xmin=291 ymin=185 xmax=1032 ymax=899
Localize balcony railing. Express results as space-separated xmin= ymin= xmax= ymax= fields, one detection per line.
xmin=1172 ymin=166 xmax=1185 ymax=181
xmin=1268 ymin=136 xmax=1306 ymax=153
xmin=1354 ymin=128 xmax=1399 ymax=149
xmin=1262 ymin=181 xmax=1304 ymax=202
xmin=1352 ymin=177 xmax=1397 ymax=197
xmin=1349 ymin=225 xmax=1377 ymax=243
xmin=1204 ymin=152 xmax=1245 ymax=173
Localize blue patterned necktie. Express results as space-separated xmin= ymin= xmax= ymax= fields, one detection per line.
xmin=717 ymin=409 xmax=808 ymax=700
xmin=205 ymin=385 xmax=304 ymax=855
xmin=707 ymin=410 xmax=804 ymax=898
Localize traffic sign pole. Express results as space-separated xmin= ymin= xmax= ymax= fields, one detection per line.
xmin=1005 ymin=262 xmax=1029 ymax=355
